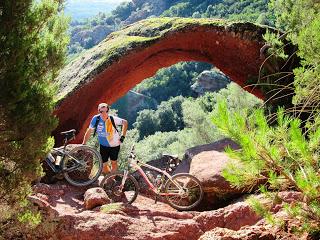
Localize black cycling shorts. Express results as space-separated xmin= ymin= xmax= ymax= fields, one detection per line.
xmin=100 ymin=144 xmax=120 ymax=162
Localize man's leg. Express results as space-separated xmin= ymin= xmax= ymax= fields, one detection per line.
xmin=109 ymin=145 xmax=120 ymax=173
xmin=103 ymin=162 xmax=111 ymax=174
xmin=100 ymin=144 xmax=111 ymax=175
xmin=110 ymin=160 xmax=118 ymax=173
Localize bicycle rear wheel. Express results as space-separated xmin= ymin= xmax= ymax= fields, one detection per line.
xmin=100 ymin=171 xmax=139 ymax=204
xmin=164 ymin=173 xmax=203 ymax=211
xmin=62 ymin=145 xmax=103 ymax=187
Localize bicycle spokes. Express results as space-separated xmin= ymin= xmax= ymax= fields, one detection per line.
xmin=101 ymin=173 xmax=139 ymax=204
xmin=63 ymin=146 xmax=102 ymax=186
xmin=164 ymin=174 xmax=203 ymax=210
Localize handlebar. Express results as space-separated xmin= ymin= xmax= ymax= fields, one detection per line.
xmin=129 ymin=144 xmax=136 ymax=159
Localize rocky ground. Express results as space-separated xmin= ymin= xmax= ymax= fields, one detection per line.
xmin=7 ymin=139 xmax=314 ymax=240
xmin=25 ymin=181 xmax=310 ymax=240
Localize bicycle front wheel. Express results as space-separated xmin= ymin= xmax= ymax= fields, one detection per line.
xmin=164 ymin=173 xmax=203 ymax=211
xmin=62 ymin=145 xmax=103 ymax=187
xmin=100 ymin=171 xmax=139 ymax=204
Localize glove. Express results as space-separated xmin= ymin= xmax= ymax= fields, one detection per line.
xmin=120 ymin=135 xmax=125 ymax=143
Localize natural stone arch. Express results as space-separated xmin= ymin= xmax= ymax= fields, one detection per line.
xmin=53 ymin=18 xmax=274 ymax=144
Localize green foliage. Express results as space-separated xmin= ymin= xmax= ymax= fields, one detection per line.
xmin=0 ymin=0 xmax=69 ymax=228
xmin=198 ymin=82 xmax=263 ymax=113
xmin=263 ymin=30 xmax=288 ymax=59
xmin=266 ymin=0 xmax=320 ymax=115
xmin=112 ymin=1 xmax=134 ymax=21
xmin=131 ymin=97 xmax=222 ymax=163
xmin=212 ymin=100 xmax=320 ymax=232
xmin=135 ymin=62 xmax=212 ymax=103
xmin=17 ymin=209 xmax=42 ymax=227
xmin=162 ymin=2 xmax=193 ymax=17
xmin=132 ymin=83 xmax=261 ymax=163
xmin=162 ymin=0 xmax=275 ymax=25
xmin=134 ymin=96 xmax=186 ymax=140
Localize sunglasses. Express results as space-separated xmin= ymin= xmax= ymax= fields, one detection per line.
xmin=99 ymin=110 xmax=109 ymax=113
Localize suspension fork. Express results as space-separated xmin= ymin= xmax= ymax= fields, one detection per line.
xmin=119 ymin=170 xmax=129 ymax=191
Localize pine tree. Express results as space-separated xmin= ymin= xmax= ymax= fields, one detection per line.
xmin=210 ymin=1 xmax=320 ymax=234
xmin=0 ymin=0 xmax=69 ymax=228
xmin=212 ymin=101 xmax=320 ymax=233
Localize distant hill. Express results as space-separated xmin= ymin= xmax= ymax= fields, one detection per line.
xmin=64 ymin=0 xmax=124 ymax=20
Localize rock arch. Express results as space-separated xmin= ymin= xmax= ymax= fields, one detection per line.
xmin=54 ymin=18 xmax=273 ymax=144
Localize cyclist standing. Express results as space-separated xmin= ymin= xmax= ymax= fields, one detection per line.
xmin=82 ymin=103 xmax=128 ymax=175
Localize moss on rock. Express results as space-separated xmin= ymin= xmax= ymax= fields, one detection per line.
xmin=55 ymin=17 xmax=272 ymax=105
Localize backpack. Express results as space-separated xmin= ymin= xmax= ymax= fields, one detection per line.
xmin=93 ymin=115 xmax=118 ymax=136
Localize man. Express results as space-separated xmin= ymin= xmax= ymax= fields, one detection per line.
xmin=82 ymin=103 xmax=128 ymax=174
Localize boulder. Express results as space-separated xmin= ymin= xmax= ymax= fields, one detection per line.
xmin=112 ymin=90 xmax=157 ymax=127
xmin=191 ymin=69 xmax=230 ymax=96
xmin=174 ymin=138 xmax=244 ymax=209
xmin=83 ymin=187 xmax=110 ymax=210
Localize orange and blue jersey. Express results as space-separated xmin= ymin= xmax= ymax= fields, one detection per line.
xmin=89 ymin=114 xmax=123 ymax=147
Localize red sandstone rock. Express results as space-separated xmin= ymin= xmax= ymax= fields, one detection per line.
xmin=53 ymin=19 xmax=270 ymax=145
xmin=28 ymin=180 xmax=307 ymax=240
xmin=195 ymin=200 xmax=261 ymax=232
xmin=198 ymin=226 xmax=276 ymax=240
xmin=33 ymin=182 xmax=66 ymax=197
xmin=174 ymin=139 xmax=245 ymax=209
xmin=83 ymin=187 xmax=110 ymax=210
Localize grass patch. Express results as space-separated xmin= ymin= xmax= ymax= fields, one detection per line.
xmin=100 ymin=203 xmax=124 ymax=213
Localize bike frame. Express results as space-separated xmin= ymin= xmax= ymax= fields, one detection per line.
xmin=45 ymin=140 xmax=85 ymax=174
xmin=125 ymin=157 xmax=185 ymax=196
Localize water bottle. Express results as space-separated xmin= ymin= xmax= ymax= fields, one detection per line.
xmin=47 ymin=153 xmax=55 ymax=163
xmin=146 ymin=171 xmax=155 ymax=183
xmin=55 ymin=155 xmax=62 ymax=166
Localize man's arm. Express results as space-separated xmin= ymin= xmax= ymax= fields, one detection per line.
xmin=121 ymin=119 xmax=128 ymax=137
xmin=82 ymin=128 xmax=93 ymax=145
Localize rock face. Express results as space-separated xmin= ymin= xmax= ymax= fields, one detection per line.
xmin=174 ymin=138 xmax=245 ymax=209
xmin=53 ymin=18 xmax=273 ymax=145
xmin=124 ymin=0 xmax=168 ymax=25
xmin=70 ymin=25 xmax=114 ymax=48
xmin=191 ymin=69 xmax=231 ymax=96
xmin=26 ymin=181 xmax=307 ymax=240
xmin=112 ymin=90 xmax=158 ymax=127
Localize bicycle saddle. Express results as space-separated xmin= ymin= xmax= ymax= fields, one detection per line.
xmin=162 ymin=153 xmax=178 ymax=158
xmin=60 ymin=129 xmax=76 ymax=140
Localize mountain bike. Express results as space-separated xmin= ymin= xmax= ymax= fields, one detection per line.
xmin=100 ymin=146 xmax=203 ymax=211
xmin=44 ymin=129 xmax=103 ymax=187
